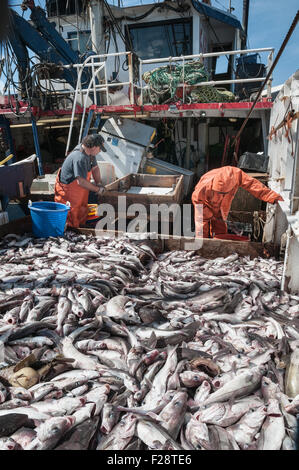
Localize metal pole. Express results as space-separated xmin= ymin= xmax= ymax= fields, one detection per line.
xmin=104 ymin=60 xmax=109 ymax=105
xmin=194 ymin=77 xmax=265 ymax=86
xmin=204 ymin=119 xmax=210 ymax=173
xmin=128 ymin=53 xmax=134 ymax=104
xmin=291 ymin=120 xmax=299 ymax=214
xmin=31 ymin=116 xmax=43 ymax=176
xmin=141 ymin=48 xmax=274 ymax=64
xmin=185 ymin=117 xmax=192 ymax=170
xmin=261 ymin=110 xmax=269 ymax=158
xmin=89 ymin=1 xmax=106 ymax=105
xmin=182 ymin=56 xmax=185 ymax=104
xmin=139 ymin=58 xmax=143 ymax=106
xmin=267 ymin=50 xmax=273 ymax=99
xmin=79 ymin=63 xmax=105 ymax=142
xmin=241 ymin=0 xmax=250 ymax=50
xmin=65 ymin=63 xmax=85 ymax=155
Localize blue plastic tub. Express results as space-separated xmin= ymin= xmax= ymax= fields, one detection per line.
xmin=28 ymin=201 xmax=70 ymax=238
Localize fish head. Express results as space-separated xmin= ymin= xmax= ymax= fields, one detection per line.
xmin=185 ymin=417 xmax=210 ymax=449
xmin=119 ymin=413 xmax=137 ymax=437
xmin=40 ymin=349 xmax=56 ymax=361
xmin=36 ymin=416 xmax=75 ymax=442
xmin=73 ymin=304 xmax=85 ymax=318
xmin=245 ymin=405 xmax=267 ymax=426
xmin=143 ymin=349 xmax=160 ymax=365
xmin=100 ymin=404 xmax=119 ymax=434
xmin=180 ymin=371 xmax=208 ymax=387
xmin=261 ymin=376 xmax=280 ymax=401
xmin=162 ymin=390 xmax=177 ymax=404
xmin=197 ymin=380 xmax=211 ymax=393
xmin=133 ymin=390 xmax=143 ymax=402
xmin=124 ymin=376 xmax=140 ymax=394
xmin=159 ymin=351 xmax=168 ymax=360
xmin=40 ymin=389 xmax=60 ymax=400
xmin=170 ymin=394 xmax=188 ymax=414
xmin=3 ymin=314 xmax=17 ymax=325
xmin=10 ymin=387 xmax=32 ymax=401
xmin=78 ymin=396 xmax=87 ymax=407
xmin=123 ymin=311 xmax=141 ymax=325
xmin=65 ymin=416 xmax=76 ymax=427
xmin=212 ymin=376 xmax=225 ymax=389
xmin=0 ymin=437 xmax=19 ymax=450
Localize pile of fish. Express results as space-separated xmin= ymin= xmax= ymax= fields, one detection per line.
xmin=0 ymin=230 xmax=298 ymax=450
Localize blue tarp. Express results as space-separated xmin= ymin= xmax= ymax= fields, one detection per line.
xmin=191 ymin=1 xmax=243 ymax=31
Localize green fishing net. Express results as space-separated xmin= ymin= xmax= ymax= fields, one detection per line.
xmin=142 ymin=60 xmax=235 ymax=104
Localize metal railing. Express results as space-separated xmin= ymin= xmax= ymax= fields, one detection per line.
xmin=65 ymin=51 xmax=134 ymax=155
xmin=138 ymin=47 xmax=275 ymax=105
xmin=64 ymin=47 xmax=275 ymax=155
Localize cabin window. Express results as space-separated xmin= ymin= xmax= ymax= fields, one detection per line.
xmin=67 ymin=31 xmax=91 ymax=54
xmin=126 ymin=19 xmax=192 ymax=59
xmin=211 ymin=43 xmax=233 ymax=83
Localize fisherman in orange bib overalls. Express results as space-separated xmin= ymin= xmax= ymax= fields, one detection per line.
xmin=192 ymin=166 xmax=283 ymax=238
xmin=54 ymin=134 xmax=107 ymax=228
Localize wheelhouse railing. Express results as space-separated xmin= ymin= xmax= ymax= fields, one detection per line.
xmin=64 ymin=47 xmax=274 ymax=155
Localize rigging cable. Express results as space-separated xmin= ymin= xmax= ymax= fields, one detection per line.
xmin=115 ymin=2 xmax=190 ymax=22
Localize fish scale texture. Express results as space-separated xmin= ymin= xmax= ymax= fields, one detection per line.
xmin=0 ymin=231 xmax=297 ymax=450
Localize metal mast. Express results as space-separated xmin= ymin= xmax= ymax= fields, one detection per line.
xmin=88 ymin=0 xmax=105 ymax=54
xmin=241 ymin=0 xmax=250 ymax=50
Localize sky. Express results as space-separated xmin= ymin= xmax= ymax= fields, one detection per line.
xmin=7 ymin=0 xmax=299 ymax=87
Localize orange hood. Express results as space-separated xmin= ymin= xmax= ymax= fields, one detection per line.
xmin=211 ymin=166 xmax=238 ymax=193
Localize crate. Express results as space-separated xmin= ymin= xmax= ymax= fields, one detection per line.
xmin=102 ymin=174 xmax=184 ymax=216
xmin=230 ymin=173 xmax=269 ymax=212
xmin=143 ymin=158 xmax=195 ymax=197
xmin=238 ymin=152 xmax=269 ymax=173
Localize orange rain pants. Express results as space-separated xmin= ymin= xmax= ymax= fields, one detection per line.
xmin=192 ymin=166 xmax=282 ymax=238
xmin=54 ymin=169 xmax=91 ymax=228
